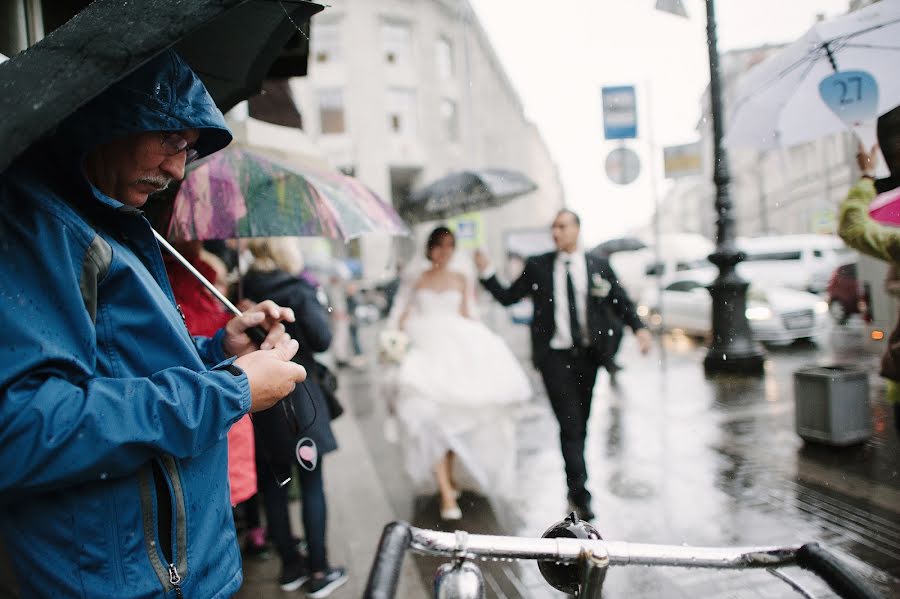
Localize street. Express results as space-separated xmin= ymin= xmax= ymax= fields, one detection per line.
xmin=240 ymin=307 xmax=899 ymax=598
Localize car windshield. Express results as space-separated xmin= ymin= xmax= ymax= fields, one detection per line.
xmin=743 ymin=250 xmax=802 ymax=261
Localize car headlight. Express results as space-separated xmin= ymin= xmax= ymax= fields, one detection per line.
xmin=745 ymin=306 xmax=773 ymax=320
xmin=637 ymin=304 xmax=649 ymax=317
xmin=814 ymin=301 xmax=828 ymax=315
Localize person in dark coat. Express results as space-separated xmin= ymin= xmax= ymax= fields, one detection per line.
xmin=475 ymin=209 xmax=652 ymax=521
xmin=242 ymin=238 xmax=348 ymax=597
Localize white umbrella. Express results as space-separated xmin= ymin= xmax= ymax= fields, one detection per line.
xmin=725 ymin=1 xmax=900 ymax=150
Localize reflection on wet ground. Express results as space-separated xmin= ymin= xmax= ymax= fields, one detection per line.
xmin=349 ymin=316 xmax=899 ymax=598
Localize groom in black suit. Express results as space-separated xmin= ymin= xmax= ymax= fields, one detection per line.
xmin=476 ymin=209 xmax=651 ymax=520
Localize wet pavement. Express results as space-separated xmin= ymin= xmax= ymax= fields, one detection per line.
xmin=240 ymin=309 xmax=899 ymax=598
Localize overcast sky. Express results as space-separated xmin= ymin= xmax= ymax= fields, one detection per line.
xmin=468 ymin=0 xmax=850 ymax=244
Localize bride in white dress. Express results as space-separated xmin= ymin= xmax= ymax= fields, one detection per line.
xmin=387 ymin=226 xmax=531 ymax=520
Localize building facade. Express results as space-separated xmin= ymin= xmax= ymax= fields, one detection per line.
xmin=289 ymin=0 xmax=565 ymax=280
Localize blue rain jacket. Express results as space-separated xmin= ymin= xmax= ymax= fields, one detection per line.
xmin=0 ymin=51 xmax=250 ymax=598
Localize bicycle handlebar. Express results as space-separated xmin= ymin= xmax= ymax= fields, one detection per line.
xmin=797 ymin=543 xmax=881 ymax=599
xmin=409 ymin=527 xmax=800 ymax=568
xmin=364 ymin=522 xmax=412 ymax=599
xmin=363 ymin=522 xmax=881 ymax=599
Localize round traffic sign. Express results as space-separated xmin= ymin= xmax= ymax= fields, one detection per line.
xmin=605 ymin=147 xmax=641 ymax=185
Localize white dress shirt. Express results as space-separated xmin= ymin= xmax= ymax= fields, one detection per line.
xmin=550 ymin=250 xmax=589 ymax=349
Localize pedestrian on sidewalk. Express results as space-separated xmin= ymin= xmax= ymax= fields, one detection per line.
xmin=838 ymin=104 xmax=900 ymax=435
xmin=0 ymin=50 xmax=306 ymax=599
xmin=243 ymin=238 xmax=349 ymax=597
xmin=475 ymin=209 xmax=652 ymax=520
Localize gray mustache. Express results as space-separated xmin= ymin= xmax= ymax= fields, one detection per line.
xmin=135 ymin=176 xmax=172 ymax=191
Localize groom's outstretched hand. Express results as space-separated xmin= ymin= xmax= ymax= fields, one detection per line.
xmin=636 ymin=328 xmax=653 ymax=355
xmin=474 ymin=249 xmax=490 ymax=276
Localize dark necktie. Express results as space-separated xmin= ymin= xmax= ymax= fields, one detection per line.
xmin=565 ymin=259 xmax=584 ymax=348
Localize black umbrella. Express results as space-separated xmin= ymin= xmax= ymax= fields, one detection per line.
xmin=591 ymin=236 xmax=647 ymax=257
xmin=401 ymin=168 xmax=538 ymax=224
xmin=0 ymin=0 xmax=325 ymax=172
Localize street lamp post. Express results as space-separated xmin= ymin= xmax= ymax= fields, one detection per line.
xmin=703 ymin=0 xmax=766 ymax=374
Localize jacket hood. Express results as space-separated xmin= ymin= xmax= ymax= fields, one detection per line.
xmin=51 ymin=50 xmax=232 ymax=180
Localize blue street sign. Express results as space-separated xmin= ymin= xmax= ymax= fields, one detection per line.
xmin=819 ymin=70 xmax=879 ymax=128
xmin=601 ymin=86 xmax=638 ymax=140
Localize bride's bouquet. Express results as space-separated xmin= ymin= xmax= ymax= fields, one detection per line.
xmin=378 ymin=328 xmax=409 ymax=364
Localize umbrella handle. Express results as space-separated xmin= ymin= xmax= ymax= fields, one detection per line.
xmin=246 ymin=326 xmax=268 ymax=345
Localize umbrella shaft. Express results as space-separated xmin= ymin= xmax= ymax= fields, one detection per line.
xmin=152 ymin=230 xmax=242 ymax=317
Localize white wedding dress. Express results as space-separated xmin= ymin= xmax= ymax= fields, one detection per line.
xmin=392 ymin=288 xmax=531 ymax=500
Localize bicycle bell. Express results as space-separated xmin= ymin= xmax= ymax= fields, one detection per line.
xmin=538 ymin=512 xmax=602 ymax=594
xmin=433 ymin=559 xmax=485 ymax=599
xmin=434 ymin=530 xmax=485 ymax=599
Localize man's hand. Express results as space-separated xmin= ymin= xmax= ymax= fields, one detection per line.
xmin=234 ymin=338 xmax=307 ymax=413
xmin=857 ymin=142 xmax=878 ymax=177
xmin=223 ymin=300 xmax=296 ymax=358
xmin=474 ymin=249 xmax=490 ymax=276
xmin=636 ymin=328 xmax=653 ymax=355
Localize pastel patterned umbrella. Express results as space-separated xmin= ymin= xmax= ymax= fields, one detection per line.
xmin=168 ymin=146 xmax=409 ymax=242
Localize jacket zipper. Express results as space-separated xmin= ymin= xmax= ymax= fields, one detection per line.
xmin=137 ymin=460 xmax=188 ymax=597
xmin=168 ymin=563 xmax=184 ymax=599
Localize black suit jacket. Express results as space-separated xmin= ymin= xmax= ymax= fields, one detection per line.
xmin=481 ymin=251 xmax=645 ymax=368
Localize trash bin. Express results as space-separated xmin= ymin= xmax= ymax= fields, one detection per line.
xmin=793 ymin=365 xmax=872 ymax=446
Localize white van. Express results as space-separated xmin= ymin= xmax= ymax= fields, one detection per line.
xmin=608 ymin=233 xmax=714 ymax=299
xmin=735 ymin=234 xmax=852 ymax=294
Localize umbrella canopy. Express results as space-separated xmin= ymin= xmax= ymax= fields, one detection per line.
xmin=591 ymin=236 xmax=647 ymax=256
xmin=401 ymin=168 xmax=537 ymax=224
xmin=868 ymin=188 xmax=900 ymax=227
xmin=724 ymin=1 xmax=900 ymax=150
xmin=0 ymin=0 xmax=325 ymax=172
xmin=167 ymin=146 xmax=410 ymax=242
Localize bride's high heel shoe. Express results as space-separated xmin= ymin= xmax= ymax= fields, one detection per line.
xmin=440 ymin=504 xmax=462 ymax=521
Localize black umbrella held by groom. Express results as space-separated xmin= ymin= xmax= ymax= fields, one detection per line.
xmin=475 ymin=209 xmax=652 ymax=521
xmin=0 ymin=51 xmax=306 ymax=598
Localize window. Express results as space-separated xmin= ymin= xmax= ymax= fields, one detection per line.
xmin=666 ymin=280 xmax=703 ymax=293
xmin=386 ymin=88 xmax=417 ymax=136
xmin=318 ymin=89 xmax=345 ymax=134
xmin=312 ymin=21 xmax=340 ymax=63
xmin=440 ymin=98 xmax=459 ymax=141
xmin=382 ymin=21 xmax=413 ymax=66
xmin=743 ymin=251 xmax=802 ymax=261
xmin=435 ymin=36 xmax=454 ymax=79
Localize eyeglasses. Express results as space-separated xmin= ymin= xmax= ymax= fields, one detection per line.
xmin=160 ymin=132 xmax=199 ymax=165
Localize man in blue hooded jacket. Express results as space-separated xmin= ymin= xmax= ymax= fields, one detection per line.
xmin=0 ymin=50 xmax=307 ymax=598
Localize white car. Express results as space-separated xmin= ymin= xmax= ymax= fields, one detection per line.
xmin=638 ymin=271 xmax=830 ymax=345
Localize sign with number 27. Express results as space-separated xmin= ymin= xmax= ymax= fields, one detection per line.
xmin=819 ymin=70 xmax=879 ymax=128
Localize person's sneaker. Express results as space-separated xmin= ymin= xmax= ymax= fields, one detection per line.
xmin=278 ymin=558 xmax=309 ymax=592
xmin=567 ymin=492 xmax=595 ymax=521
xmin=243 ymin=527 xmax=269 ymax=558
xmin=301 ymin=567 xmax=349 ymax=598
xmin=569 ymin=501 xmax=595 ymax=521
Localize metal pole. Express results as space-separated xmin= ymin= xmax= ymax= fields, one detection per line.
xmin=644 ymin=80 xmax=666 ymax=364
xmin=702 ymin=0 xmax=765 ymax=374
xmin=152 ymin=230 xmax=243 ymax=317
